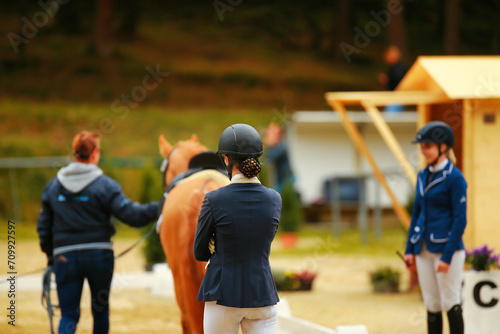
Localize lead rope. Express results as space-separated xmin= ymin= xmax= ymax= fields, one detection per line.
xmin=41 ymin=266 xmax=57 ymax=334
xmin=37 ymin=221 xmax=158 ymax=333
xmin=114 ymin=223 xmax=157 ymax=259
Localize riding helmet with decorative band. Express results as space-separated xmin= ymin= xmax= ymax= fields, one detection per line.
xmin=412 ymin=121 xmax=455 ymax=147
xmin=217 ymin=123 xmax=263 ymax=178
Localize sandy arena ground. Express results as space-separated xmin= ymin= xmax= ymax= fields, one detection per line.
xmin=0 ymin=238 xmax=444 ymax=334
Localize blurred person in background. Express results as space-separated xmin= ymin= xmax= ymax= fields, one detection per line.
xmin=263 ymin=122 xmax=294 ymax=193
xmin=37 ymin=130 xmax=160 ymax=334
xmin=378 ymin=45 xmax=408 ymax=112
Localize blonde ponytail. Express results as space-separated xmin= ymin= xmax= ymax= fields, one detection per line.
xmin=447 ymin=148 xmax=457 ymax=165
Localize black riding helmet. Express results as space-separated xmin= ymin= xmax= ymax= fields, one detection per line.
xmin=217 ymin=123 xmax=263 ymax=178
xmin=412 ymin=121 xmax=455 ymax=147
xmin=413 ymin=121 xmax=455 ymax=166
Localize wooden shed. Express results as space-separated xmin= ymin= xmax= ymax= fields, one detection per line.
xmin=325 ymin=56 xmax=500 ymax=251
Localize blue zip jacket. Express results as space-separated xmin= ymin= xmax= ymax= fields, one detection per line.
xmin=194 ymin=177 xmax=281 ymax=308
xmin=405 ymin=160 xmax=467 ymax=264
xmin=37 ymin=163 xmax=159 ymax=257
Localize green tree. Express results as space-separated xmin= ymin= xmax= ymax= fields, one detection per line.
xmin=139 ymin=162 xmax=165 ymax=268
xmin=278 ymin=179 xmax=302 ymax=233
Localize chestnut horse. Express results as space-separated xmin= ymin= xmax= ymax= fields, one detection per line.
xmin=157 ymin=134 xmax=229 ymax=334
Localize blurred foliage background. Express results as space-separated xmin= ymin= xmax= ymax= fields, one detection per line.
xmin=2 ymin=0 xmax=498 ymax=108
xmin=1 ymin=0 xmax=498 ymax=222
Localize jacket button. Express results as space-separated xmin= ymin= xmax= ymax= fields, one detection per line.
xmin=414 ymin=226 xmax=420 ymax=232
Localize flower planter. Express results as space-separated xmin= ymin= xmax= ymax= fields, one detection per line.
xmin=370 ymin=266 xmax=400 ymax=293
xmin=462 ymin=270 xmax=500 ymax=334
xmin=273 ymin=269 xmax=317 ymax=291
xmin=372 ymin=281 xmax=399 ymax=293
xmin=296 ymin=281 xmax=313 ymax=291
xmin=280 ymin=232 xmax=298 ymax=249
xmin=276 ymin=281 xmax=313 ymax=292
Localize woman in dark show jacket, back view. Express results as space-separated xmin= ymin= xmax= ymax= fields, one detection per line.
xmin=194 ymin=123 xmax=282 ymax=334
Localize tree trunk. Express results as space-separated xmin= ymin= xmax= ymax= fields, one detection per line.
xmin=94 ymin=0 xmax=113 ymax=58
xmin=118 ymin=0 xmax=140 ymax=39
xmin=55 ymin=0 xmax=82 ymax=35
xmin=386 ymin=0 xmax=409 ymax=61
xmin=305 ymin=13 xmax=322 ymax=51
xmin=333 ymin=0 xmax=351 ymax=60
xmin=443 ymin=0 xmax=461 ymax=55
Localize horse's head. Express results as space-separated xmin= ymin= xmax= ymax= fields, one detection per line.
xmin=159 ymin=134 xmax=208 ymax=186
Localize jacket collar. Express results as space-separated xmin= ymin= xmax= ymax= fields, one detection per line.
xmin=428 ymin=158 xmax=449 ymax=173
xmin=230 ymin=173 xmax=261 ymax=184
xmin=419 ymin=160 xmax=454 ymax=195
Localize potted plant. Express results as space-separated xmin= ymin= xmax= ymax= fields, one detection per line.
xmin=370 ymin=266 xmax=400 ymax=293
xmin=465 ymin=245 xmax=500 ymax=271
xmin=139 ymin=165 xmax=166 ymax=270
xmin=293 ymin=270 xmax=318 ymax=291
xmin=273 ymin=270 xmax=300 ymax=291
xmin=462 ymin=245 xmax=500 ymax=334
xmin=273 ymin=269 xmax=318 ymax=291
xmin=278 ymin=180 xmax=302 ymax=248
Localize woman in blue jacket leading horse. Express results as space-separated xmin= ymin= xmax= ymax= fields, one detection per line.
xmin=404 ymin=121 xmax=467 ymax=334
xmin=37 ymin=131 xmax=159 ymax=334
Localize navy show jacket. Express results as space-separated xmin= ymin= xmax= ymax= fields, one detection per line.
xmin=194 ymin=180 xmax=282 ymax=308
xmin=405 ymin=160 xmax=467 ymax=264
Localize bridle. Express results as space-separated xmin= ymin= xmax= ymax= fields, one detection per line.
xmin=160 ymin=146 xmax=178 ymax=189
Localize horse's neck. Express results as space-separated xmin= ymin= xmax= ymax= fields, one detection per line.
xmin=175 ymin=169 xmax=229 ymax=189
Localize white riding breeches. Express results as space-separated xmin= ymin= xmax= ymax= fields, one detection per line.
xmin=416 ymin=246 xmax=466 ymax=313
xmin=203 ymin=301 xmax=278 ymax=334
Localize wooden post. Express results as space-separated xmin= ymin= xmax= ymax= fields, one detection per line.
xmin=462 ymin=99 xmax=475 ymax=248
xmin=417 ymin=104 xmax=431 ymax=169
xmin=330 ymin=178 xmax=341 ymax=239
xmin=358 ymin=175 xmax=368 ymax=244
xmin=329 ymin=100 xmax=411 ymax=229
xmin=361 ymin=101 xmax=417 ymax=188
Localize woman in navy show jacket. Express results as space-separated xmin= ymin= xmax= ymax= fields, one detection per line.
xmin=194 ymin=124 xmax=281 ymax=334
xmin=37 ymin=131 xmax=159 ymax=334
xmin=404 ymin=122 xmax=467 ymax=334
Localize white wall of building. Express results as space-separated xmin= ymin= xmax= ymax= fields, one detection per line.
xmin=287 ymin=111 xmax=418 ymax=208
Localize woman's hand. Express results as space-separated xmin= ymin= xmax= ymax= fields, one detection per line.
xmin=403 ymin=254 xmax=416 ymax=271
xmin=208 ymin=237 xmax=215 ymax=254
xmin=436 ymin=260 xmax=450 ymax=273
